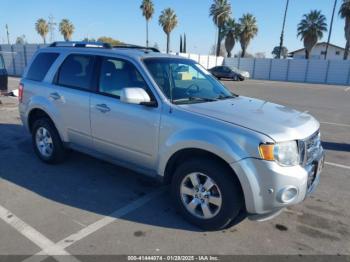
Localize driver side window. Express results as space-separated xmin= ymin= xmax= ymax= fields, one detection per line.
xmin=99 ymin=57 xmax=148 ymax=98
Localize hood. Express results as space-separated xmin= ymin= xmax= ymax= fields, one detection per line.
xmin=179 ymin=96 xmax=319 ymax=142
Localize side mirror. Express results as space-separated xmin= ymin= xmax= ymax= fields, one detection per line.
xmin=120 ymin=88 xmax=156 ymax=107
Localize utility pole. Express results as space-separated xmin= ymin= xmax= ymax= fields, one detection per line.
xmin=325 ymin=0 xmax=337 ymax=60
xmin=48 ymin=14 xmax=56 ymax=43
xmin=5 ymin=24 xmax=10 ymax=45
xmin=278 ymin=0 xmax=289 ymax=59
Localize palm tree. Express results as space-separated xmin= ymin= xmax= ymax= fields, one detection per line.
xmin=159 ymin=8 xmax=178 ymax=53
xmin=339 ymin=0 xmax=350 ymax=59
xmin=35 ymin=18 xmax=49 ymax=44
xmin=140 ymin=0 xmax=154 ymax=47
xmin=239 ymin=13 xmax=258 ymax=57
xmin=297 ymin=10 xmax=327 ymax=59
xmin=209 ymin=0 xmax=232 ymax=56
xmin=223 ymin=18 xmax=240 ymax=57
xmin=59 ymin=19 xmax=75 ymax=41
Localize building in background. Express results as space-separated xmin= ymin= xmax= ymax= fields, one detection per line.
xmin=289 ymin=42 xmax=345 ymax=60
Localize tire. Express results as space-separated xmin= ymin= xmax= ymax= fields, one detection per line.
xmin=171 ymin=158 xmax=244 ymax=231
xmin=32 ymin=117 xmax=66 ymax=164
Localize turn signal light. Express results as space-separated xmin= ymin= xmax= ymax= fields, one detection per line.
xmin=259 ymin=144 xmax=275 ymax=161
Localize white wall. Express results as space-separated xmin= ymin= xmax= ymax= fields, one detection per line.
xmin=2 ymin=44 xmax=349 ymax=86
xmin=0 ymin=45 xmax=224 ymax=77
xmin=224 ymin=57 xmax=350 ymax=85
xmin=171 ymin=52 xmax=224 ymax=69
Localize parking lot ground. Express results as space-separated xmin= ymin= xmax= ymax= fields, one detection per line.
xmin=0 ymin=77 xmax=349 ymax=257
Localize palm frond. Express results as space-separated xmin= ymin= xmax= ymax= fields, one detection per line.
xmin=158 ymin=8 xmax=178 ymax=34
xmin=140 ymin=0 xmax=154 ymax=21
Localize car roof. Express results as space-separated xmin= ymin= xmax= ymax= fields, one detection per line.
xmin=38 ymin=45 xmax=181 ymax=61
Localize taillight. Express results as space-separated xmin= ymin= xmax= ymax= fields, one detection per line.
xmin=18 ymin=83 xmax=24 ymax=103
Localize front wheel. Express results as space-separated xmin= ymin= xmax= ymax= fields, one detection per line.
xmin=171 ymin=158 xmax=244 ymax=231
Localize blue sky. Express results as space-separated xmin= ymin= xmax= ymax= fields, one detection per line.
xmin=0 ymin=0 xmax=346 ymax=57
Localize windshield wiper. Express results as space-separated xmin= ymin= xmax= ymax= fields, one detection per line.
xmin=173 ymin=97 xmax=218 ymax=104
xmin=216 ymin=94 xmax=236 ymax=100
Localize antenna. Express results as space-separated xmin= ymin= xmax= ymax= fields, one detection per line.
xmin=48 ymin=14 xmax=57 ymax=43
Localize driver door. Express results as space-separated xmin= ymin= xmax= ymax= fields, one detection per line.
xmin=90 ymin=56 xmax=161 ymax=170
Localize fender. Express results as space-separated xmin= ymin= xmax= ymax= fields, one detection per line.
xmin=157 ymin=128 xmax=249 ymax=176
xmin=26 ymin=95 xmax=68 ymax=142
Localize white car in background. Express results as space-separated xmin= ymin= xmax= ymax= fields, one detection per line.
xmin=230 ymin=66 xmax=250 ymax=79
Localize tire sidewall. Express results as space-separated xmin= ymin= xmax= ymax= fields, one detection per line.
xmin=172 ymin=159 xmax=243 ymax=231
xmin=32 ymin=118 xmax=65 ymax=164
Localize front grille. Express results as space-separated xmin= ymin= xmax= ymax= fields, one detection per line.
xmin=300 ymin=130 xmax=322 ymax=166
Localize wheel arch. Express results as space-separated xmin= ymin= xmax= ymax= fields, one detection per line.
xmin=27 ymin=107 xmax=67 ymax=142
xmin=163 ymin=147 xmax=246 ymax=210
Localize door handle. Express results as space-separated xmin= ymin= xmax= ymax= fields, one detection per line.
xmin=49 ymin=92 xmax=61 ymax=100
xmin=95 ymin=104 xmax=111 ymax=113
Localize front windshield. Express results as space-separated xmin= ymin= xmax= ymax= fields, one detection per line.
xmin=143 ymin=58 xmax=235 ymax=104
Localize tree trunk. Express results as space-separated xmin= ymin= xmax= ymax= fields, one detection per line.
xmin=216 ymin=27 xmax=221 ymax=56
xmin=344 ymin=40 xmax=349 ymax=60
xmin=241 ymin=48 xmax=246 ymax=58
xmin=305 ymin=49 xmax=309 ymax=59
xmin=225 ymin=34 xmax=235 ymax=58
xmin=344 ymin=18 xmax=350 ymax=60
xmin=43 ymin=36 xmax=46 ymax=44
xmin=166 ymin=33 xmax=170 ymax=54
xmin=303 ymin=36 xmax=317 ymax=60
xmin=146 ymin=20 xmax=149 ymax=48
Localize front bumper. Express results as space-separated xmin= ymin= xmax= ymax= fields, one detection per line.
xmin=231 ymin=148 xmax=324 ymax=216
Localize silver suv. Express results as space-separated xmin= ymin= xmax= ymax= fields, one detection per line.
xmin=19 ymin=42 xmax=324 ymax=230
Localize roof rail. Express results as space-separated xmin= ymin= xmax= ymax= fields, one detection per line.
xmin=113 ymin=44 xmax=160 ymax=53
xmin=49 ymin=41 xmax=112 ymax=49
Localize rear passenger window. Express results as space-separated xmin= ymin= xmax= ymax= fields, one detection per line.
xmin=26 ymin=53 xmax=59 ymax=81
xmin=57 ymin=54 xmax=95 ymax=90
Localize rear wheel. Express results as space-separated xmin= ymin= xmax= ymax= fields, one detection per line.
xmin=171 ymin=158 xmax=244 ymax=230
xmin=32 ymin=118 xmax=66 ymax=164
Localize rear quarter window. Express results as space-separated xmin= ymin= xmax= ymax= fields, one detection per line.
xmin=26 ymin=52 xmax=59 ymax=81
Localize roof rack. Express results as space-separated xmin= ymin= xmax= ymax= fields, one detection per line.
xmin=49 ymin=41 xmax=112 ymax=49
xmin=113 ymin=44 xmax=160 ymax=53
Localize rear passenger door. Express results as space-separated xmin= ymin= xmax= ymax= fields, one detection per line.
xmin=90 ymin=56 xmax=161 ymax=171
xmin=50 ymin=54 xmax=97 ymax=149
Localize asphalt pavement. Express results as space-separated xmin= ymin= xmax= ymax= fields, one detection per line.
xmin=0 ymin=77 xmax=349 ymax=259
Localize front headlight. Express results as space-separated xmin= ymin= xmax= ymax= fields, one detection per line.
xmin=259 ymin=141 xmax=300 ymax=166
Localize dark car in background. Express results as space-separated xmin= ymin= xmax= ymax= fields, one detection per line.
xmin=0 ymin=54 xmax=8 ymax=92
xmin=208 ymin=66 xmax=249 ymax=81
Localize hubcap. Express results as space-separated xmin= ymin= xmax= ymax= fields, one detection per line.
xmin=180 ymin=172 xmax=222 ymax=219
xmin=35 ymin=127 xmax=53 ymax=158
